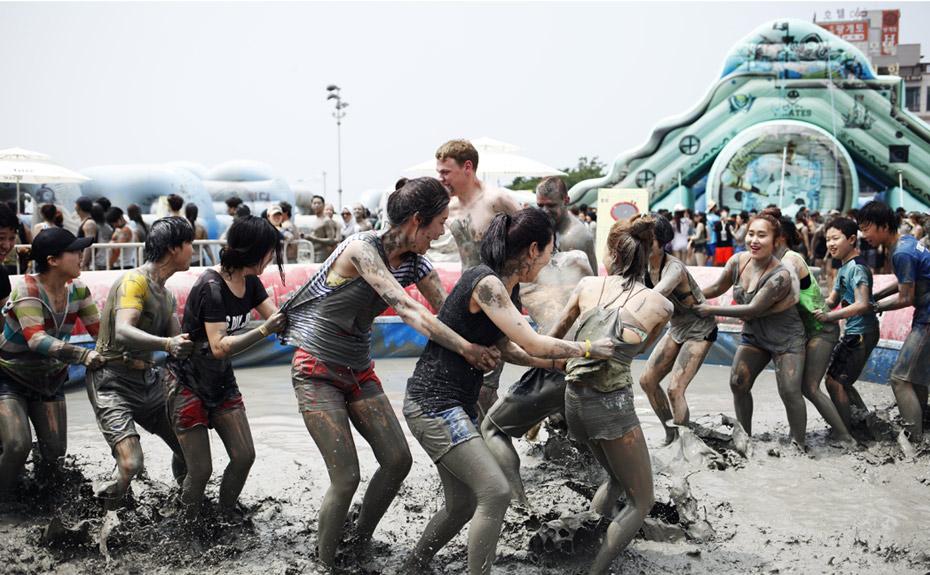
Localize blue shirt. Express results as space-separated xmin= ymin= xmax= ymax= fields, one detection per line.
xmin=889 ymin=234 xmax=930 ymax=326
xmin=706 ymin=213 xmax=719 ymax=244
xmin=833 ymin=255 xmax=879 ymax=335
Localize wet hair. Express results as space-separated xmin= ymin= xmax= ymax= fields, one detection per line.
xmin=91 ymin=202 xmax=106 ymax=225
xmin=127 ymin=203 xmax=149 ymax=236
xmin=0 ymin=203 xmax=18 ymax=231
xmin=220 ymin=215 xmax=285 ymax=282
xmin=480 ymin=208 xmax=553 ymax=275
xmin=143 ymin=216 xmax=194 ymax=263
xmin=856 ymin=200 xmax=898 ymax=231
xmin=279 ymin=201 xmax=293 ymax=218
xmin=40 ymin=203 xmax=57 ymax=223
xmin=777 ymin=215 xmax=799 ymax=246
xmin=824 ymin=217 xmax=859 ymax=240
xmin=235 ymin=204 xmax=251 ymax=218
xmin=225 ymin=196 xmax=243 ymax=210
xmin=105 ymin=206 xmax=124 ymax=225
xmin=753 ymin=207 xmax=783 ymax=239
xmin=650 ymin=212 xmax=674 ymax=252
xmin=536 ymin=176 xmax=567 ymax=199
xmin=435 ymin=139 xmax=479 ymax=171
xmin=386 ymin=177 xmax=450 ymax=229
xmin=606 ymin=214 xmax=654 ymax=287
xmin=167 ymin=194 xmax=184 ymax=212
xmin=185 ymin=202 xmax=198 ymax=224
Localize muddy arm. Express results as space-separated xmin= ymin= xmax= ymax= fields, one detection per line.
xmin=701 ymin=255 xmax=738 ymax=299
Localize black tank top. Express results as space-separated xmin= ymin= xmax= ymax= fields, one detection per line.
xmin=405 ymin=265 xmax=520 ymax=419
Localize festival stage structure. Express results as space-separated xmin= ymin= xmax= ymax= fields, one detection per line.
xmin=569 ymin=19 xmax=930 ymax=215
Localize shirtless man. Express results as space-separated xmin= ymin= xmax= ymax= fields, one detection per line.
xmin=435 ymin=139 xmax=521 ymax=412
xmin=535 ymin=176 xmax=598 ymax=273
xmin=480 ymin=249 xmax=594 ymax=505
xmin=300 ymin=195 xmax=340 ymax=263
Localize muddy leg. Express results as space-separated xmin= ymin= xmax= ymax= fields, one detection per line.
xmin=801 ymin=338 xmax=854 ymax=444
xmin=302 ymin=408 xmax=360 ymax=569
xmin=406 ymin=462 xmax=476 ymax=570
xmin=668 ymin=339 xmax=714 ymax=428
xmin=175 ymin=426 xmax=213 ymax=520
xmin=0 ymin=398 xmax=32 ymax=495
xmin=730 ymin=345 xmax=770 ymax=436
xmin=773 ymin=353 xmax=807 ymax=447
xmin=212 ymin=408 xmax=255 ymax=509
xmin=146 ymin=412 xmax=186 ymax=486
xmin=102 ymin=436 xmax=145 ymax=511
xmin=346 ymin=395 xmax=412 ymax=541
xmin=479 ymin=415 xmax=528 ymax=507
xmin=28 ymin=400 xmax=68 ymax=483
xmin=639 ymin=334 xmax=679 ymax=445
xmin=586 ymin=427 xmax=654 ymax=575
xmin=890 ymin=377 xmax=923 ymax=443
xmin=825 ymin=375 xmax=854 ymax=431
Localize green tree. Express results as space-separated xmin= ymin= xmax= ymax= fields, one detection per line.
xmin=509 ymin=156 xmax=607 ymax=191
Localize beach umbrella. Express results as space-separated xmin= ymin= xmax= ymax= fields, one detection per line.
xmin=404 ymin=137 xmax=567 ymax=183
xmin=0 ymin=147 xmax=90 ymax=215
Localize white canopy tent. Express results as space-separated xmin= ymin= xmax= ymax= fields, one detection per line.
xmin=0 ymin=147 xmax=90 ymax=216
xmin=404 ymin=137 xmax=567 ymax=183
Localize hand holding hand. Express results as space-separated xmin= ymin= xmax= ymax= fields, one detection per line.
xmin=168 ymin=333 xmax=194 ymax=360
xmin=83 ymin=349 xmax=106 ymax=370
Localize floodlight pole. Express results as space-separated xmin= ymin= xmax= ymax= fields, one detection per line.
xmin=326 ymin=85 xmax=348 ymax=210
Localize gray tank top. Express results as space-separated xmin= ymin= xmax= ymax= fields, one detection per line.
xmin=732 ymin=258 xmax=806 ymax=354
xmin=647 ymin=254 xmax=717 ymax=343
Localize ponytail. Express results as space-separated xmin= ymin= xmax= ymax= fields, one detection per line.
xmin=479 ymin=208 xmax=553 ymax=275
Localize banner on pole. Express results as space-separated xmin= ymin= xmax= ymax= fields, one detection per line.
xmin=595 ymin=188 xmax=649 ymax=270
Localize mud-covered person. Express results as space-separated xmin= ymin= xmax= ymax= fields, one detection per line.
xmin=279 ymin=177 xmax=501 ymax=571
xmin=694 ymin=208 xmax=809 ymax=448
xmin=480 ymin=245 xmax=595 ymax=506
xmin=403 ymin=208 xmax=612 ymax=575
xmin=0 ymin=227 xmax=103 ymax=498
xmin=299 ymin=194 xmax=340 ymax=263
xmin=855 ymin=201 xmax=930 ymax=444
xmin=86 ymin=217 xmax=195 ymax=510
xmin=812 ymin=217 xmax=880 ymax=431
xmin=0 ymin=204 xmax=18 ymax=330
xmin=535 ymin=176 xmax=598 ymax=272
xmin=546 ymin=214 xmax=673 ymax=575
xmin=435 ymin=139 xmax=521 ymax=414
xmin=638 ymin=213 xmax=718 ymax=445
xmin=773 ymin=216 xmax=854 ymax=446
xmin=163 ymin=215 xmax=286 ymax=522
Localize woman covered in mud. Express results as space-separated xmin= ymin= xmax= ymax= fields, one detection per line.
xmin=278 ymin=177 xmax=500 ymax=571
xmin=694 ymin=207 xmax=809 ymax=448
xmin=547 ymin=214 xmax=673 ymax=575
xmin=639 ymin=213 xmax=718 ymax=445
xmin=0 ymin=228 xmax=104 ymax=497
xmin=773 ymin=215 xmax=855 ymax=447
xmin=162 ymin=215 xmax=287 ymax=521
xmin=403 ymin=208 xmax=613 ymax=575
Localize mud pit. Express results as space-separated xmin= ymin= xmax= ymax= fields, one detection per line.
xmin=2 ymin=360 xmax=929 ymax=574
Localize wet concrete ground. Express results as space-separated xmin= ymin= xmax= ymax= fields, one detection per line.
xmin=2 ymin=359 xmax=929 ymax=574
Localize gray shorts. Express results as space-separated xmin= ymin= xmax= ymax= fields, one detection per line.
xmin=891 ymin=323 xmax=930 ymax=387
xmin=565 ymin=383 xmax=640 ymax=444
xmin=809 ymin=319 xmax=841 ymax=344
xmin=86 ymin=365 xmax=169 ymax=451
xmin=482 ymin=362 xmax=504 ymax=390
xmin=403 ymin=400 xmax=481 ymax=463
xmin=485 ymin=367 xmax=566 ymax=437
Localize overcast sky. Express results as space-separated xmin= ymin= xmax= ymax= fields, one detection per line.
xmin=2 ymin=1 xmax=929 ymax=207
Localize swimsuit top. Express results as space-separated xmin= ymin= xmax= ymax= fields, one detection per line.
xmin=646 ymin=253 xmax=716 ymax=323
xmin=565 ymin=278 xmax=651 ymax=393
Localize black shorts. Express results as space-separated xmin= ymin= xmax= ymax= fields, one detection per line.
xmin=485 ymin=367 xmax=566 ymax=437
xmin=827 ymin=330 xmax=880 ymax=388
xmin=814 ymin=239 xmax=828 ymax=260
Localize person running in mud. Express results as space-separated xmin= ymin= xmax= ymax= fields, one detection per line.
xmin=772 ymin=215 xmax=855 ymax=446
xmin=278 ymin=177 xmax=501 ymax=571
xmin=856 ymin=201 xmax=930 ymax=444
xmin=694 ymin=207 xmax=809 ymax=448
xmin=535 ymin=176 xmax=598 ymax=272
xmin=546 ymin=214 xmax=673 ymax=575
xmin=163 ymin=215 xmax=287 ymax=522
xmin=403 ymin=208 xmax=613 ymax=575
xmin=435 ymin=139 xmax=521 ymax=415
xmin=0 ymin=228 xmax=103 ymax=497
xmin=813 ymin=217 xmax=880 ymax=431
xmin=480 ymin=247 xmax=595 ymax=506
xmin=638 ymin=213 xmax=718 ymax=445
xmin=86 ymin=217 xmax=195 ymax=510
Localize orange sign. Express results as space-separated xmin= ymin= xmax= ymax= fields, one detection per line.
xmin=881 ymin=10 xmax=899 ymax=56
xmin=819 ymin=20 xmax=868 ymax=42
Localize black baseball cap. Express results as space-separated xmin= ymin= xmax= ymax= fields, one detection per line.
xmin=32 ymin=227 xmax=94 ymax=262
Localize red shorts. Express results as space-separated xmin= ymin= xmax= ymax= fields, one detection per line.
xmin=715 ymin=246 xmax=734 ymax=265
xmin=291 ymin=348 xmax=384 ymax=412
xmin=167 ymin=383 xmax=244 ymax=431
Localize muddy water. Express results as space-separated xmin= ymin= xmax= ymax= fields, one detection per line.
xmin=3 ymin=359 xmax=929 ymax=574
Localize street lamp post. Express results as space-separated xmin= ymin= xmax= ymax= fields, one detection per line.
xmin=326 ymin=85 xmax=348 ymax=211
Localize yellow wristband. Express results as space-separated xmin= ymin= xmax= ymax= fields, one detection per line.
xmin=165 ymin=337 xmax=170 ymax=353
xmin=585 ymin=340 xmax=592 ymax=358
xmin=259 ymin=324 xmax=270 ymax=337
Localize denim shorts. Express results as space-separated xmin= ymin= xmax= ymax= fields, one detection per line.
xmin=403 ymin=401 xmax=481 ymax=463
